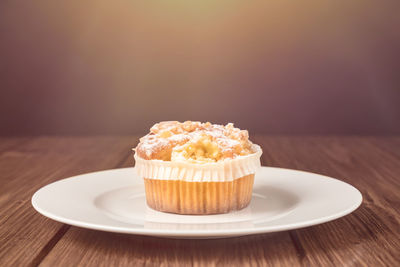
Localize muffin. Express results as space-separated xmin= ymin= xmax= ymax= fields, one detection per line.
xmin=134 ymin=121 xmax=262 ymax=215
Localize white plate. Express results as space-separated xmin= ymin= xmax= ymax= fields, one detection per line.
xmin=32 ymin=167 xmax=362 ymax=239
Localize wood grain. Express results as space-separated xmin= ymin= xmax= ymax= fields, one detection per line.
xmin=253 ymin=136 xmax=400 ymax=266
xmin=0 ymin=136 xmax=138 ymax=266
xmin=40 ymin=229 xmax=300 ymax=267
xmin=0 ymin=136 xmax=399 ymax=266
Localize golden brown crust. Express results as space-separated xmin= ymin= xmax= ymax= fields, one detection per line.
xmin=144 ymin=174 xmax=254 ymax=215
xmin=135 ymin=121 xmax=257 ymax=162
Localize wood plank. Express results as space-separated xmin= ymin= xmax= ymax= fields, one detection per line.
xmin=40 ymin=229 xmax=300 ymax=267
xmin=39 ymin=136 xmax=302 ymax=267
xmin=368 ymin=136 xmax=400 ymax=162
xmin=0 ymin=136 xmax=137 ymax=267
xmin=253 ymin=136 xmax=400 ymax=266
xmin=0 ymin=136 xmax=138 ymax=212
xmin=0 ymin=137 xmax=31 ymax=153
xmin=2 ymin=136 xmax=399 ymax=266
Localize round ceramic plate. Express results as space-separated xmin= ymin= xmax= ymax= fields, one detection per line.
xmin=32 ymin=167 xmax=362 ymax=238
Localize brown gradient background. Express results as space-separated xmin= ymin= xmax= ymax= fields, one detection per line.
xmin=0 ymin=0 xmax=399 ymax=135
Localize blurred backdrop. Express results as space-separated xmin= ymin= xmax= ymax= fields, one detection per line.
xmin=0 ymin=0 xmax=399 ymax=135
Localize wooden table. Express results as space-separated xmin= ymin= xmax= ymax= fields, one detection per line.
xmin=0 ymin=136 xmax=399 ymax=266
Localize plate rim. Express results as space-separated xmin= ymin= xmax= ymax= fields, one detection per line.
xmin=31 ymin=167 xmax=363 ymax=238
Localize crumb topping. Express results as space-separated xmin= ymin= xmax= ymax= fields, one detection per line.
xmin=135 ymin=121 xmax=257 ymax=163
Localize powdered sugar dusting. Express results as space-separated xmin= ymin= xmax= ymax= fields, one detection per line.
xmin=135 ymin=121 xmax=257 ymax=162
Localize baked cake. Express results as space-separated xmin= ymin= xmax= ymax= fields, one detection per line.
xmin=134 ymin=121 xmax=262 ymax=215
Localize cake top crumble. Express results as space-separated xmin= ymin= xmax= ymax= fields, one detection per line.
xmin=135 ymin=121 xmax=257 ymax=163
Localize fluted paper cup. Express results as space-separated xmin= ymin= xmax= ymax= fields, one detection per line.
xmin=134 ymin=145 xmax=262 ymax=215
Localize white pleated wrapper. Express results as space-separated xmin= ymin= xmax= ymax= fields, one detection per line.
xmin=134 ymin=145 xmax=262 ymax=182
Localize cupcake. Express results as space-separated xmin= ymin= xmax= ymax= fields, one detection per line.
xmin=134 ymin=121 xmax=262 ymax=215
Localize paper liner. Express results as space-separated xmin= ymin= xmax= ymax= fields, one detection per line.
xmin=144 ymin=174 xmax=254 ymax=215
xmin=134 ymin=145 xmax=262 ymax=182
